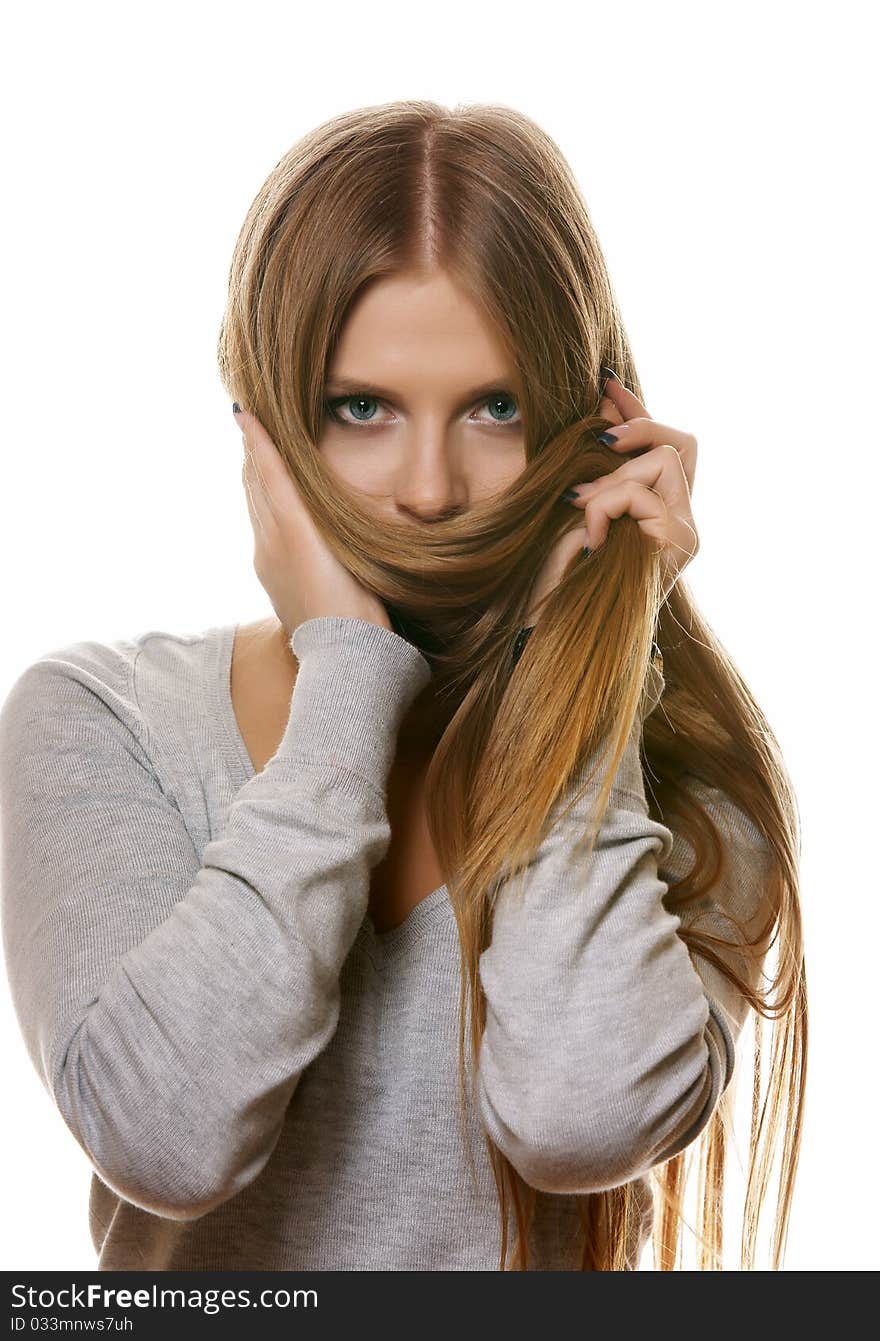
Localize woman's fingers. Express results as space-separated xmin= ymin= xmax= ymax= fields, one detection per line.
xmin=572 ymin=440 xmax=690 ymax=507
xmin=568 ymin=441 xmax=700 ymax=603
xmin=601 ymin=368 xmax=651 ymax=420
xmin=596 ymin=391 xmax=626 ymax=428
xmin=238 ymin=411 xmax=283 ymax=531
xmin=593 ymin=417 xmax=698 ymax=497
xmin=242 ymin=459 xmax=259 ymax=532
xmin=580 ymin=474 xmax=669 ymax=547
xmin=241 ymin=439 xmax=269 ymax=539
xmin=581 ymin=478 xmax=697 ymax=604
xmin=238 ymin=406 xmax=315 ymax=528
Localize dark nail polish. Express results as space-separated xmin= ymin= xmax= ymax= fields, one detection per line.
xmin=600 ymin=365 xmax=617 ymax=383
xmin=232 ymin=401 xmax=242 ymax=416
xmin=595 ymin=430 xmax=618 ymax=446
xmin=562 ymin=488 xmax=579 ymax=502
xmin=581 ymin=544 xmax=592 ymax=557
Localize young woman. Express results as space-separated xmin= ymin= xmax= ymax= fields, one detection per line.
xmin=0 ymin=100 xmax=805 ymax=1272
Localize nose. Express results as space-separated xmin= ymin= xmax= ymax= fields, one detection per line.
xmin=393 ymin=443 xmax=466 ymax=523
xmin=398 ymin=495 xmax=463 ymax=523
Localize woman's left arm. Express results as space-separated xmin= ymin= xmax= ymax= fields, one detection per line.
xmin=478 ymin=369 xmax=769 ymax=1195
xmin=476 ymin=705 xmax=772 ymax=1196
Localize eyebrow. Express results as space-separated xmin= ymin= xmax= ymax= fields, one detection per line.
xmin=324 ymin=375 xmax=520 ymax=411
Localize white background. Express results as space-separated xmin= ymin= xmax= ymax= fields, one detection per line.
xmin=1 ymin=0 xmax=876 ymax=1271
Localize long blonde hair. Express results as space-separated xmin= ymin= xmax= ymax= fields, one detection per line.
xmin=217 ymin=99 xmax=806 ymax=1270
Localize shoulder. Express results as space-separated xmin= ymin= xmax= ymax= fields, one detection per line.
xmin=0 ymin=630 xmax=143 ymax=756
xmin=0 ymin=621 xmax=231 ymax=766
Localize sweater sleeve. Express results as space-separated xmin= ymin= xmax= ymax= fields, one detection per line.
xmin=0 ymin=616 xmax=431 ymax=1222
xmin=475 ymin=670 xmax=772 ymax=1196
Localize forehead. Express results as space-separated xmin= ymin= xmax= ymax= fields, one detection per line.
xmin=330 ymin=270 xmax=519 ymax=386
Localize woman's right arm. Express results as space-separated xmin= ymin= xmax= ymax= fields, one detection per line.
xmin=0 ymin=615 xmax=431 ymax=1223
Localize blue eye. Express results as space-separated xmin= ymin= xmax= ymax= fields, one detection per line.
xmin=322 ymin=391 xmax=522 ymax=430
xmin=482 ymin=393 xmax=519 ymax=424
xmin=324 ymin=395 xmax=382 ymax=425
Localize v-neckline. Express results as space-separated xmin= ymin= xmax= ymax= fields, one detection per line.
xmin=207 ymin=621 xmax=452 ymax=952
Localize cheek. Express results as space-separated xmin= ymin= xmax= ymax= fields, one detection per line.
xmin=317 ymin=439 xmax=384 ymax=494
xmin=495 ymin=447 xmax=528 ymax=487
xmin=471 ymin=450 xmax=528 ymax=501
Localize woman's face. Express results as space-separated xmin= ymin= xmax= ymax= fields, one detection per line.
xmin=318 ymin=267 xmax=527 ymax=523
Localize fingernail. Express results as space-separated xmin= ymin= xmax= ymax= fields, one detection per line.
xmin=232 ymin=401 xmax=242 ymax=418
xmin=581 ymin=544 xmax=592 ymax=557
xmin=600 ymin=365 xmax=617 ymax=383
xmin=561 ymin=488 xmax=579 ymax=503
xmin=595 ymin=430 xmax=619 ymax=446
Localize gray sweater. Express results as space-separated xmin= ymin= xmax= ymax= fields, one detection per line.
xmin=0 ymin=616 xmax=771 ymax=1270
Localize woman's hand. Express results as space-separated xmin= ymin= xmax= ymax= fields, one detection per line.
xmin=524 ymin=370 xmax=699 ymax=625
xmin=236 ymin=405 xmax=393 ymax=637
